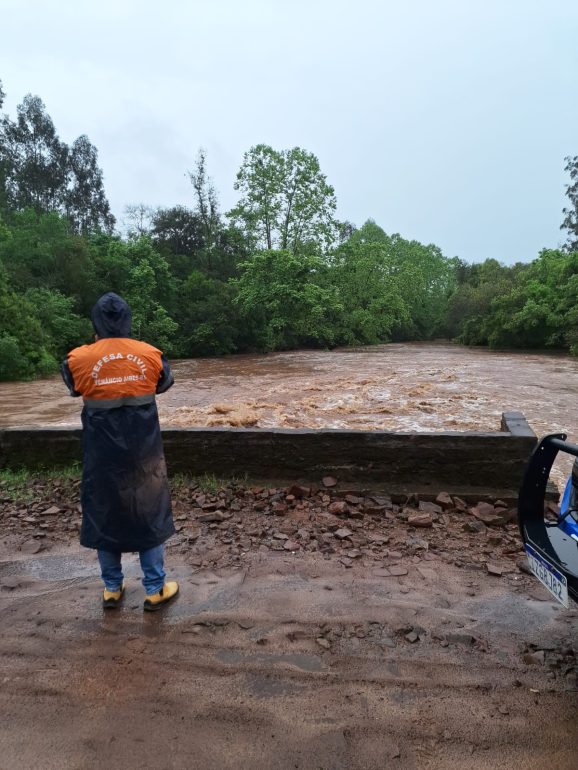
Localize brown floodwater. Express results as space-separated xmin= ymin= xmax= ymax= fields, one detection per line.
xmin=1 ymin=342 xmax=577 ymax=484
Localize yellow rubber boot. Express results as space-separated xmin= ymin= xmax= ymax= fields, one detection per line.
xmin=143 ymin=581 xmax=179 ymax=612
xmin=103 ymin=581 xmax=125 ymax=609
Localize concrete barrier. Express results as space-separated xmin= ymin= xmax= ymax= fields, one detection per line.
xmin=0 ymin=411 xmax=536 ymax=498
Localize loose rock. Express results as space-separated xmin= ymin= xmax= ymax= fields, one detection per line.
xmin=407 ymin=512 xmax=433 ymax=528
xmin=21 ymin=540 xmax=42 ymax=554
xmin=419 ymin=501 xmax=442 ymax=515
xmin=335 ymin=528 xmax=353 ymax=540
xmin=287 ymin=485 xmax=310 ymax=499
xmin=197 ymin=512 xmax=228 ymax=523
xmin=464 ymin=519 xmax=487 ymax=534
xmin=435 ymin=492 xmax=453 ymax=510
xmin=523 ymin=650 xmax=546 ymax=665
xmin=41 ymin=506 xmax=61 ymax=516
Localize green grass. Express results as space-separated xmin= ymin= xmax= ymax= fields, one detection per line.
xmin=0 ymin=467 xmax=244 ymax=504
xmin=0 ymin=465 xmax=82 ymax=504
xmin=170 ymin=472 xmax=248 ymax=495
xmin=0 ymin=463 xmax=267 ymax=504
xmin=0 ymin=468 xmax=36 ymax=503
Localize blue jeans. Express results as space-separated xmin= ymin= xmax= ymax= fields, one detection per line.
xmin=97 ymin=545 xmax=166 ymax=595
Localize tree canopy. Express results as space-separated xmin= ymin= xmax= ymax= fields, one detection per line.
xmin=0 ymin=87 xmax=114 ymax=234
xmin=0 ymin=78 xmax=577 ymax=381
xmin=562 ymin=155 xmax=578 ymax=253
xmin=228 ymin=145 xmax=337 ymax=253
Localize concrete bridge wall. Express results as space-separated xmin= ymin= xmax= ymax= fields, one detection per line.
xmin=0 ymin=412 xmax=537 ymax=497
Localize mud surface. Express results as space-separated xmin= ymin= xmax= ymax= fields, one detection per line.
xmin=1 ymin=477 xmax=577 ymax=769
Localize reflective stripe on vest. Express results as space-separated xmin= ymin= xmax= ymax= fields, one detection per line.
xmin=83 ymin=394 xmax=156 ymax=410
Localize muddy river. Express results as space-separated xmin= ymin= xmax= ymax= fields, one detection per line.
xmin=1 ymin=341 xmax=576 ymax=434
xmin=1 ymin=342 xmax=577 ymax=483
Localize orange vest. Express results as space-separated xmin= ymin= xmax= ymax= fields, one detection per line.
xmin=67 ymin=338 xmax=163 ymax=404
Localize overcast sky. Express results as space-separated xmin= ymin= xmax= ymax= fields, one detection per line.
xmin=1 ymin=0 xmax=577 ymax=263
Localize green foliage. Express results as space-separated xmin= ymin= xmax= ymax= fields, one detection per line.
xmin=0 ymin=282 xmax=57 ymax=378
xmin=170 ymin=472 xmax=248 ymax=496
xmin=151 ymin=205 xmax=204 ymax=277
xmin=0 ymin=92 xmax=114 ymax=233
xmin=0 ymin=466 xmax=38 ymax=502
xmin=122 ymin=238 xmax=178 ymax=352
xmin=331 ymin=233 xmax=408 ymax=345
xmin=332 ymin=221 xmax=452 ymax=345
xmin=234 ymin=250 xmax=341 ymax=350
xmin=2 ymin=74 xmax=578 ymax=382
xmin=175 ymin=271 xmax=240 ymax=356
xmin=188 ymin=148 xmax=220 ymax=253
xmin=0 ymin=209 xmax=96 ymax=305
xmin=445 ymin=259 xmax=519 ymax=344
xmin=24 ymin=288 xmax=92 ymax=353
xmin=562 ymin=155 xmax=578 ymax=252
xmin=445 ymin=250 xmax=578 ymax=352
xmin=228 ymin=145 xmax=337 ymax=253
xmin=0 ymin=334 xmax=29 ymax=380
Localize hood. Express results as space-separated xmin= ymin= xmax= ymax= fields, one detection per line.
xmin=91 ymin=292 xmax=132 ymax=338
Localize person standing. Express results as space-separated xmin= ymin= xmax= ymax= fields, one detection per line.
xmin=61 ymin=292 xmax=179 ymax=611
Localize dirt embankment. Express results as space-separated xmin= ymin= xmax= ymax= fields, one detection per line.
xmin=1 ymin=476 xmax=577 ymax=769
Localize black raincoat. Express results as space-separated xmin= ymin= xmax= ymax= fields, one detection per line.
xmin=61 ymin=293 xmax=175 ymax=553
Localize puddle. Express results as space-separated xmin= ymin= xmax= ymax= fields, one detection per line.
xmin=0 ymin=552 xmax=140 ymax=581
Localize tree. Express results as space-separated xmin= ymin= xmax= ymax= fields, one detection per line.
xmin=65 ymin=135 xmax=115 ymax=234
xmin=23 ymin=287 xmax=92 ymax=355
xmin=123 ymin=203 xmax=155 ymax=239
xmin=338 ymin=220 xmax=453 ymax=341
xmin=150 ymin=205 xmax=205 ymax=279
xmin=175 ymin=271 xmax=240 ymax=356
xmin=331 ymin=235 xmax=409 ymax=345
xmin=122 ymin=239 xmax=178 ymax=352
xmin=337 ymin=220 xmax=357 ymax=244
xmin=0 ymin=81 xmax=7 ymax=211
xmin=234 ymin=249 xmax=341 ymax=350
xmin=228 ymin=145 xmax=337 ymax=253
xmin=388 ymin=235 xmax=454 ymax=339
xmin=0 ymin=209 xmax=96 ymax=305
xmin=562 ymin=155 xmax=578 ymax=252
xmin=188 ymin=148 xmax=220 ymax=252
xmin=445 ymin=258 xmax=520 ymax=344
xmin=0 ymin=94 xmax=68 ymax=214
xmin=0 ymin=92 xmax=114 ymax=233
xmin=0 ymin=260 xmax=57 ymax=379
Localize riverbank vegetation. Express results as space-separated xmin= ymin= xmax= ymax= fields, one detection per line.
xmin=1 ymin=79 xmax=578 ymax=380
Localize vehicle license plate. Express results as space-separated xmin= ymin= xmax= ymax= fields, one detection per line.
xmin=524 ymin=543 xmax=569 ymax=608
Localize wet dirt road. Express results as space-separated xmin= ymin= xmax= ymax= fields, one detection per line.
xmin=1 ymin=547 xmax=576 ymax=770
xmin=1 ymin=478 xmax=577 ymax=770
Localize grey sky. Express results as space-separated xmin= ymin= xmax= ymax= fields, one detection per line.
xmin=1 ymin=0 xmax=577 ymax=264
